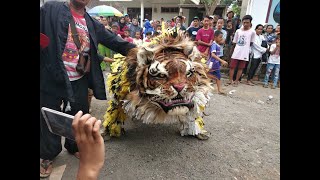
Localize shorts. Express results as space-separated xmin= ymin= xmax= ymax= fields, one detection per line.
xmin=209 ymin=69 xmax=221 ymax=80
xmin=230 ymin=59 xmax=247 ymax=69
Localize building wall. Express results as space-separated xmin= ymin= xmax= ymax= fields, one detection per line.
xmin=245 ymin=0 xmax=270 ymax=28
xmin=240 ymin=0 xmax=248 ymax=18
xmin=120 ymin=1 xmax=189 ymax=25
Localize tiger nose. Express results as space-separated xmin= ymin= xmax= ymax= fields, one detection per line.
xmin=173 ymin=83 xmax=185 ymax=92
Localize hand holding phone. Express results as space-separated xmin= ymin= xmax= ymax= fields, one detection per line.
xmin=73 ymin=111 xmax=105 ymax=179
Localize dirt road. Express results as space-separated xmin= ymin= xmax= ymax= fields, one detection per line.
xmin=48 ymin=76 xmax=280 ymax=180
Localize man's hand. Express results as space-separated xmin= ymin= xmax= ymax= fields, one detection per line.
xmin=103 ymin=57 xmax=115 ymax=63
xmin=221 ymin=60 xmax=228 ymax=67
xmin=72 ymin=111 xmax=105 ymax=180
xmin=202 ymin=51 xmax=208 ymax=57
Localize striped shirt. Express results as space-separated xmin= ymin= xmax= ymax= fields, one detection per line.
xmin=62 ymin=10 xmax=90 ymax=81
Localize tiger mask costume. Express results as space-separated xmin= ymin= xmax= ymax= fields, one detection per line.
xmin=103 ymin=30 xmax=214 ymax=140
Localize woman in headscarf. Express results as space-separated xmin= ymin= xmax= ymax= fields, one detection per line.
xmin=117 ymin=16 xmax=127 ymax=38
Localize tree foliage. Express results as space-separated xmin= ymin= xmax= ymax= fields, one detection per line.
xmin=231 ymin=3 xmax=241 ymax=16
xmin=220 ymin=0 xmax=234 ymax=6
xmin=200 ymin=0 xmax=221 ymax=16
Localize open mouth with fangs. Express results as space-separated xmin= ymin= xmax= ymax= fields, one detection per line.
xmin=155 ymin=94 xmax=195 ymax=113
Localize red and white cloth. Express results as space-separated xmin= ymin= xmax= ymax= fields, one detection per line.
xmin=62 ymin=10 xmax=90 ymax=81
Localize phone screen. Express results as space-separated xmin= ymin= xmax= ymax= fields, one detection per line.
xmin=41 ymin=107 xmax=75 ymax=141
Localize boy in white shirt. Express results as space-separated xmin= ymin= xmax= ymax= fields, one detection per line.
xmin=263 ymin=36 xmax=280 ymax=89
xmin=226 ymin=15 xmax=255 ymax=87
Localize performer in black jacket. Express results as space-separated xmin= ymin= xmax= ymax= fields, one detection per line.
xmin=40 ymin=0 xmax=135 ymax=177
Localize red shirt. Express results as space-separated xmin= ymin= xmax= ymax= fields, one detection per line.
xmin=195 ymin=28 xmax=214 ymax=53
xmin=124 ymin=37 xmax=133 ymax=43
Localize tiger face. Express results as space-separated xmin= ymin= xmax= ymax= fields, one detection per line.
xmin=124 ymin=39 xmax=213 ymax=124
xmin=145 ymin=52 xmax=197 ymax=115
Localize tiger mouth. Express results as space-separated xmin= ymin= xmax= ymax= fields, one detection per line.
xmin=155 ymin=94 xmax=194 ymax=113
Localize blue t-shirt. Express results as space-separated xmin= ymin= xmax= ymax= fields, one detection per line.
xmin=207 ymin=41 xmax=221 ymax=70
xmin=264 ymin=32 xmax=276 ymax=45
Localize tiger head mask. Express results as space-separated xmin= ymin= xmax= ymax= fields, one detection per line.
xmin=123 ymin=31 xmax=213 ymax=124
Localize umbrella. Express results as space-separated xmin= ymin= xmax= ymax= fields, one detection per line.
xmin=88 ymin=5 xmax=123 ymax=17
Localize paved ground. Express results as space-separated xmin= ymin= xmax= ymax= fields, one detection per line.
xmin=42 ymin=73 xmax=280 ymax=180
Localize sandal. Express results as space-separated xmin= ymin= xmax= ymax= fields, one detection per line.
xmin=232 ymin=81 xmax=239 ymax=87
xmin=250 ymin=80 xmax=257 ymax=85
xmin=218 ymin=91 xmax=227 ymax=96
xmin=40 ymin=160 xmax=53 ymax=178
xmin=224 ymin=81 xmax=233 ymax=86
xmin=246 ymin=81 xmax=255 ymax=86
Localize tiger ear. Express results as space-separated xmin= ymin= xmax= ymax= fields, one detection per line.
xmin=136 ymin=47 xmax=154 ymax=66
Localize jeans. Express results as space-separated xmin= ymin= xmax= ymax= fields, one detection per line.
xmin=270 ymin=67 xmax=276 ymax=81
xmin=264 ymin=63 xmax=280 ymax=87
xmin=247 ymin=58 xmax=261 ymax=80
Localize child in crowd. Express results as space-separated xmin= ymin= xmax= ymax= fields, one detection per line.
xmin=143 ymin=31 xmax=152 ymax=43
xmin=263 ymin=36 xmax=280 ymax=89
xmin=156 ymin=25 xmax=162 ymax=35
xmin=214 ymin=18 xmax=227 ymax=58
xmin=207 ymin=30 xmax=228 ymax=95
xmin=111 ymin=24 xmax=121 ymax=37
xmin=123 ymin=29 xmax=133 ymax=43
xmin=133 ymin=31 xmax=143 ymax=47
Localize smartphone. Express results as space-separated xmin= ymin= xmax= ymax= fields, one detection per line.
xmin=41 ymin=107 xmax=75 ymax=141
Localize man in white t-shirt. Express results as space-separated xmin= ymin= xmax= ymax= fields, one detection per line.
xmin=226 ymin=15 xmax=255 ymax=87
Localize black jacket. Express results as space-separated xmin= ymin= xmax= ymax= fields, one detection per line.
xmin=40 ymin=1 xmax=135 ymax=102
